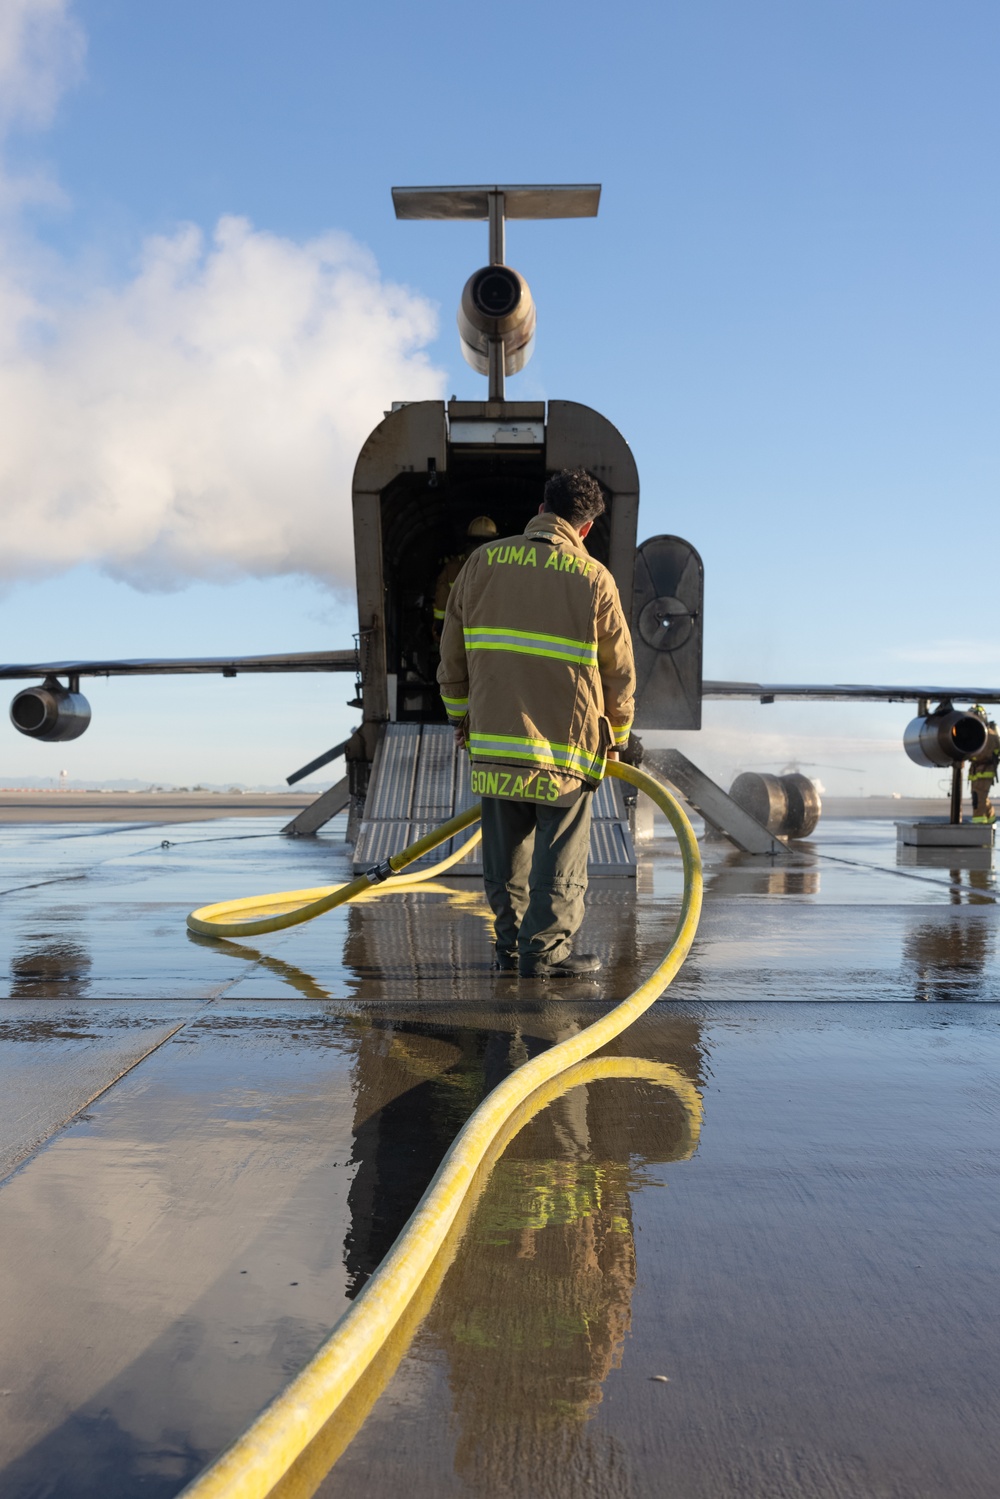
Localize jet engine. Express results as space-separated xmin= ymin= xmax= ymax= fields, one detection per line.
xmin=10 ymin=677 xmax=91 ymax=742
xmin=457 ymin=264 xmax=536 ymax=376
xmin=903 ymin=709 xmax=987 ymax=768
xmin=728 ymin=771 xmax=822 ymax=839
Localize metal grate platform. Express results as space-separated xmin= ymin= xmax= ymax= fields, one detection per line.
xmin=353 ymin=724 xmax=636 ymax=876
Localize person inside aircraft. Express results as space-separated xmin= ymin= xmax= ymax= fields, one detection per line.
xmin=431 ymin=516 xmax=498 ymax=640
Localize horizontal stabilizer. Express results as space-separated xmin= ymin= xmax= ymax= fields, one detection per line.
xmin=392 ymin=184 xmax=600 ymax=220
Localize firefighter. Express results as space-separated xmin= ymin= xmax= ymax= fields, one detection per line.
xmin=431 ymin=516 xmax=498 ymax=640
xmin=968 ymin=705 xmax=1000 ymax=824
xmin=437 ymin=469 xmax=635 ymax=979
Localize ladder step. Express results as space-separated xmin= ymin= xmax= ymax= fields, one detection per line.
xmin=354 ymin=723 xmax=636 ymax=876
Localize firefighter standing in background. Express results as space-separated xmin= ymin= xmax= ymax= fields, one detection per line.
xmin=968 ymin=705 xmax=1000 ymax=824
xmin=437 ymin=469 xmax=635 ymax=979
xmin=432 ymin=516 xmax=498 ymax=640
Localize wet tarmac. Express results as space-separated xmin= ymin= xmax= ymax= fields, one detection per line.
xmin=0 ymin=791 xmax=315 ymax=823
xmin=1 ymin=813 xmax=999 ymax=1497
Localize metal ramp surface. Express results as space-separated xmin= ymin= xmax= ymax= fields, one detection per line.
xmin=353 ymin=723 xmax=636 ymax=876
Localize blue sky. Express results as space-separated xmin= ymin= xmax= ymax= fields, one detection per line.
xmin=0 ymin=0 xmax=997 ymax=794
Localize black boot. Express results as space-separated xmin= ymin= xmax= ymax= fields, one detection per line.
xmin=518 ymin=952 xmax=601 ymax=979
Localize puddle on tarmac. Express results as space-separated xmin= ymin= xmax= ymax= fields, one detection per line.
xmin=2 ymin=1004 xmax=1000 ymax=1498
xmin=1 ymin=815 xmax=999 ymax=1496
xmin=2 ymin=814 xmax=999 ymax=1001
xmin=300 ymin=1006 xmax=1000 ymax=1499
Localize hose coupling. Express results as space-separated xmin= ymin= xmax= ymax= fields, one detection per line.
xmin=365 ymin=858 xmax=395 ymax=885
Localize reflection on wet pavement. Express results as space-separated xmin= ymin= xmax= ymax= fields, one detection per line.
xmin=904 ymin=914 xmax=996 ymax=1003
xmin=1 ymin=996 xmax=1000 ymax=1498
xmin=9 ymin=933 xmax=92 ymax=998
xmin=707 ymin=864 xmax=821 ymax=897
xmin=411 ymin=1075 xmax=696 ymax=1498
xmin=1 ymin=814 xmax=999 ymax=1496
xmin=1 ymin=814 xmax=999 ymax=1002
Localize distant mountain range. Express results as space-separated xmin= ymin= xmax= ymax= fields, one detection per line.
xmin=0 ymin=776 xmax=334 ymax=794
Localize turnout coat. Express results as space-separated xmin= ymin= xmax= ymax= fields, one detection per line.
xmin=437 ymin=513 xmax=636 ymax=805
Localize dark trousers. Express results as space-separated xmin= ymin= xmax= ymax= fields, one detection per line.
xmin=480 ymin=788 xmax=593 ymax=963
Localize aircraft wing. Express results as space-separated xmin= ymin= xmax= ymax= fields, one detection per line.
xmin=0 ymin=650 xmax=358 ymax=679
xmin=703 ymin=681 xmax=1000 ymax=705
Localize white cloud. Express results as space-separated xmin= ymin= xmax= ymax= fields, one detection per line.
xmin=0 ymin=2 xmax=445 ymax=594
xmin=0 ymin=0 xmax=82 ymax=210
xmin=0 ymin=218 xmax=443 ymax=590
xmin=0 ymin=0 xmax=83 ymax=132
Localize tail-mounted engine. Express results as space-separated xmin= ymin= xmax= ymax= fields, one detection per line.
xmin=392 ymin=182 xmax=598 ymax=401
xmin=458 ymin=264 xmax=536 ymax=378
xmin=10 ymin=675 xmax=91 ymax=741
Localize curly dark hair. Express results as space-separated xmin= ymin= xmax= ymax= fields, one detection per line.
xmin=542 ymin=468 xmax=606 ymax=527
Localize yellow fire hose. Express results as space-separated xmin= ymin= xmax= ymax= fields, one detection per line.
xmin=269 ymin=1055 xmax=701 ymax=1499
xmin=187 ymin=814 xmax=483 ymax=938
xmin=180 ymin=762 xmax=702 ymax=1499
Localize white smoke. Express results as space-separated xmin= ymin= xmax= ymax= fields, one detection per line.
xmin=642 ymin=716 xmax=905 ymax=795
xmin=0 ymin=2 xmax=445 ymax=593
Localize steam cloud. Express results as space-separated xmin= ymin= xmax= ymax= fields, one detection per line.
xmin=0 ymin=1 xmax=444 ymax=593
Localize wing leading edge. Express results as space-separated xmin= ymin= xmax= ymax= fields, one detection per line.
xmin=703 ymin=682 xmax=1000 ymax=705
xmin=0 ymin=650 xmax=358 ymax=680
xmin=3 ymin=661 xmax=994 ymax=703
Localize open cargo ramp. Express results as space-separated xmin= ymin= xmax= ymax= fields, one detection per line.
xmin=353 ymin=723 xmax=636 ymax=876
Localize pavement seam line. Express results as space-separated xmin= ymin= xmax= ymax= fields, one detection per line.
xmin=0 ymin=1005 xmax=216 ymax=1186
xmin=809 ymin=847 xmax=998 ymax=902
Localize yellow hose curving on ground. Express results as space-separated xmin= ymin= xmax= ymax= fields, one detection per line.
xmin=187 ymin=815 xmax=483 ymax=938
xmin=269 ymin=1054 xmax=701 ymax=1499
xmin=179 ymin=762 xmax=702 ymax=1499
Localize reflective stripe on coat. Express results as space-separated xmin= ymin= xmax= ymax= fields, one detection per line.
xmin=436 ymin=513 xmax=636 ymax=801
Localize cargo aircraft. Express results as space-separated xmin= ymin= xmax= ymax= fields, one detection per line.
xmin=4 ymin=186 xmax=997 ymax=848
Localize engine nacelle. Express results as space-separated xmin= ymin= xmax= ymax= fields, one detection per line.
xmin=903 ymin=710 xmax=987 ymax=768
xmin=729 ymin=771 xmax=822 ymax=839
xmin=457 ymin=263 xmax=536 ymax=377
xmin=10 ymin=677 xmax=91 ymax=742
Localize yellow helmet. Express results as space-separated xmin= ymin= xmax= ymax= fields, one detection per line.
xmin=467 ymin=515 xmax=498 ymax=538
